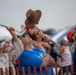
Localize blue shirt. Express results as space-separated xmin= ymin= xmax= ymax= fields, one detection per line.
xmin=18 ymin=48 xmax=53 ymax=74
xmin=33 ymin=47 xmax=47 ymax=54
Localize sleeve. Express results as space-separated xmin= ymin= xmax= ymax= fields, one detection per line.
xmin=10 ymin=39 xmax=24 ymax=62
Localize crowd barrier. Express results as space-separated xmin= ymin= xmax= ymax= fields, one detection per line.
xmin=0 ymin=65 xmax=75 ymax=75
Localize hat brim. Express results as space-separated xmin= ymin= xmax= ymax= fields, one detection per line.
xmin=25 ymin=10 xmax=41 ymax=26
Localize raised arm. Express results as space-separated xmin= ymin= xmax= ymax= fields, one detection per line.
xmin=57 ymin=46 xmax=65 ymax=54
xmin=8 ymin=27 xmax=24 ymax=62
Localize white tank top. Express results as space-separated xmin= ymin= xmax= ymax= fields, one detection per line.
xmin=57 ymin=46 xmax=72 ymax=67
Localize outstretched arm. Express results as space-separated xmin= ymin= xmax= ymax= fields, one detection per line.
xmin=8 ymin=27 xmax=24 ymax=62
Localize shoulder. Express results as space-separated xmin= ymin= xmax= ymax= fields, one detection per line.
xmin=60 ymin=46 xmax=65 ymax=51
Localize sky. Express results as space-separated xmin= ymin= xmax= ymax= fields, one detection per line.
xmin=0 ymin=0 xmax=76 ymax=31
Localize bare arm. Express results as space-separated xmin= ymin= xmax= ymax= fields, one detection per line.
xmin=57 ymin=46 xmax=65 ymax=54
xmin=41 ymin=42 xmax=51 ymax=55
xmin=8 ymin=27 xmax=18 ymax=42
xmin=8 ymin=27 xmax=24 ymax=62
xmin=41 ymin=54 xmax=55 ymax=68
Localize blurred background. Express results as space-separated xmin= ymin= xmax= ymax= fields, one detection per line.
xmin=0 ymin=0 xmax=76 ymax=42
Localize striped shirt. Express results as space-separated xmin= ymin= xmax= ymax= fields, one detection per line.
xmin=57 ymin=46 xmax=72 ymax=67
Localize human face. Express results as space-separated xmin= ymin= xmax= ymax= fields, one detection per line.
xmin=21 ymin=25 xmax=25 ymax=29
xmin=30 ymin=28 xmax=43 ymax=40
xmin=33 ymin=27 xmax=43 ymax=37
xmin=3 ymin=43 xmax=11 ymax=53
xmin=61 ymin=39 xmax=68 ymax=46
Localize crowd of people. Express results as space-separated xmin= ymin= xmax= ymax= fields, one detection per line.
xmin=0 ymin=9 xmax=75 ymax=75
